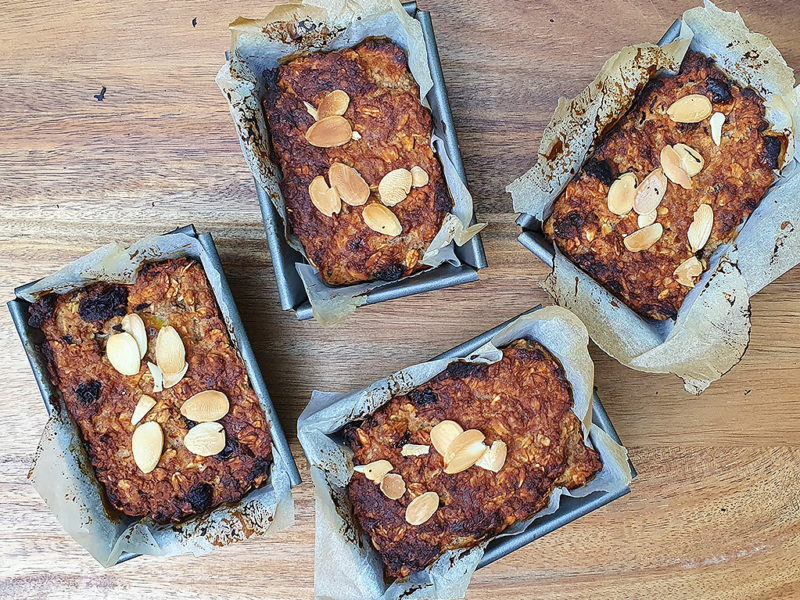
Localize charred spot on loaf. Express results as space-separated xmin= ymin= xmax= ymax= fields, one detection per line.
xmin=75 ymin=380 xmax=102 ymax=407
xmin=186 ymin=483 xmax=214 ymax=513
xmin=443 ymin=360 xmax=487 ymax=380
xmin=583 ymin=158 xmax=614 ymax=186
xmin=434 ymin=189 xmax=453 ymax=213
xmin=134 ymin=302 xmax=150 ymax=311
xmin=217 ymin=435 xmax=240 ymax=460
xmin=706 ymin=78 xmax=732 ymax=103
xmin=247 ymin=457 xmax=272 ymax=483
xmin=761 ymin=136 xmax=783 ymax=170
xmin=375 ymin=264 xmax=406 ymax=282
xmin=552 ymin=211 xmax=584 ymax=240
xmin=28 ymin=294 xmax=57 ymax=328
xmin=78 ymin=285 xmax=128 ymax=324
xmin=62 ymin=334 xmax=74 ymax=344
xmin=408 ymin=387 xmax=438 ymax=407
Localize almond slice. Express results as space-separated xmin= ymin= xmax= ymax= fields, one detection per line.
xmin=155 ymin=325 xmax=185 ymax=376
xmin=410 ymin=166 xmax=429 ymax=188
xmin=131 ymin=394 xmax=157 ymax=426
xmin=443 ymin=429 xmax=486 ymax=474
xmin=180 ymin=390 xmax=229 ymax=422
xmin=633 ymin=168 xmax=667 ymax=215
xmin=673 ymin=143 xmax=705 ymax=177
xmin=666 ymin=94 xmax=712 ymax=123
xmin=607 ymin=172 xmax=637 ymax=215
xmin=688 ymin=204 xmax=713 ymax=252
xmin=305 ymin=116 xmax=352 ymax=147
xmin=132 ymin=421 xmax=163 ymax=473
xmin=637 ymin=209 xmax=657 ymax=228
xmin=380 ymin=473 xmax=406 ymax=500
xmin=475 ymin=440 xmax=507 ymax=473
xmin=308 ymin=175 xmax=342 ymax=217
xmin=378 ymin=169 xmax=413 ymax=206
xmin=624 ymin=223 xmax=663 ymax=252
xmin=317 ymin=90 xmax=350 ymax=119
xmin=405 ymin=491 xmax=439 ymax=526
xmin=362 ymin=204 xmax=402 ymax=236
xmin=106 ymin=332 xmax=141 ymax=376
xmin=674 ymin=256 xmax=704 ymax=288
xmin=122 ymin=313 xmax=148 ymax=359
xmin=183 ymin=422 xmax=226 ymax=457
xmin=163 ymin=362 xmax=188 ymax=389
xmin=660 ymin=145 xmax=692 ymax=190
xmin=303 ymin=101 xmax=318 ymax=120
xmin=430 ymin=420 xmax=464 ymax=456
xmin=353 ymin=459 xmax=393 ymax=483
xmin=329 ymin=163 xmax=370 ymax=206
xmin=710 ymin=112 xmax=725 ymax=146
xmin=147 ymin=361 xmax=163 ymax=393
xmin=401 ymin=444 xmax=430 ymax=457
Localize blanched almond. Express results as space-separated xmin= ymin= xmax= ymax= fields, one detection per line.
xmin=410 ymin=166 xmax=429 ymax=188
xmin=132 ymin=421 xmax=163 ymax=473
xmin=638 ymin=209 xmax=657 ymax=228
xmin=147 ymin=361 xmax=163 ymax=393
xmin=183 ymin=422 xmax=226 ymax=457
xmin=475 ymin=440 xmax=507 ymax=472
xmin=710 ymin=112 xmax=725 ymax=146
xmin=401 ymin=444 xmax=430 ymax=457
xmin=405 ymin=491 xmax=439 ymax=526
xmin=688 ymin=204 xmax=713 ymax=252
xmin=155 ymin=325 xmax=185 ymax=375
xmin=674 ymin=143 xmax=705 ymax=176
xmin=353 ymin=459 xmax=392 ymax=483
xmin=362 ymin=204 xmax=402 ymax=236
xmin=378 ymin=169 xmax=412 ymax=206
xmin=329 ymin=163 xmax=369 ymax=206
xmin=106 ymin=332 xmax=141 ymax=376
xmin=380 ymin=473 xmax=406 ymax=500
xmin=131 ymin=394 xmax=157 ymax=426
xmin=162 ymin=362 xmax=188 ymax=389
xmin=308 ymin=175 xmax=341 ymax=217
xmin=303 ymin=101 xmax=318 ymax=120
xmin=430 ymin=420 xmax=464 ymax=456
xmin=305 ymin=116 xmax=352 ymax=147
xmin=666 ymin=94 xmax=712 ymax=123
xmin=122 ymin=313 xmax=148 ymax=359
xmin=443 ymin=429 xmax=486 ymax=474
xmin=633 ymin=168 xmax=667 ymax=215
xmin=624 ymin=223 xmax=663 ymax=252
xmin=607 ymin=172 xmax=637 ymax=216
xmin=660 ymin=145 xmax=692 ymax=190
xmin=674 ymin=256 xmax=704 ymax=288
xmin=180 ymin=390 xmax=229 ymax=422
xmin=317 ymin=90 xmax=350 ymax=119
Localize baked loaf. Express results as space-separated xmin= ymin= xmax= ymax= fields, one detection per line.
xmin=28 ymin=258 xmax=273 ymax=524
xmin=264 ymin=37 xmax=452 ymax=286
xmin=545 ymin=51 xmax=786 ymax=320
xmin=344 ymin=339 xmax=601 ymax=578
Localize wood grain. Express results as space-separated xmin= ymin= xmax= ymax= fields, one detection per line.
xmin=1 ymin=0 xmax=799 ymax=598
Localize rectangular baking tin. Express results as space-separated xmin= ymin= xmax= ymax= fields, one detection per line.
xmin=8 ymin=225 xmax=302 ymax=564
xmin=516 ymin=19 xmax=683 ymax=264
xmin=428 ymin=306 xmax=636 ymax=569
xmin=256 ymin=0 xmax=488 ymax=320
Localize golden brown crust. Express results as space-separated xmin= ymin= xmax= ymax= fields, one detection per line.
xmin=29 ymin=258 xmax=273 ymax=524
xmin=344 ymin=340 xmax=601 ymax=578
xmin=264 ymin=37 xmax=452 ymax=286
xmin=545 ymin=51 xmax=785 ymax=320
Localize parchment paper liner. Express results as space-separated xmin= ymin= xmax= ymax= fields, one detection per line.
xmin=507 ymin=1 xmax=800 ymax=394
xmin=297 ymin=306 xmax=631 ymax=600
xmin=216 ymin=0 xmax=485 ymax=325
xmin=22 ymin=232 xmax=295 ymax=567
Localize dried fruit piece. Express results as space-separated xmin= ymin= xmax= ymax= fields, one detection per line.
xmin=624 ymin=223 xmax=663 ymax=252
xmin=710 ymin=112 xmax=725 ymax=146
xmin=688 ymin=204 xmax=713 ymax=252
xmin=353 ymin=459 xmax=393 ymax=483
xmin=183 ymin=422 xmax=226 ymax=457
xmin=155 ymin=325 xmax=185 ymax=375
xmin=131 ymin=394 xmax=157 ymax=426
xmin=106 ymin=332 xmax=141 ymax=376
xmin=475 ymin=440 xmax=507 ymax=473
xmin=329 ymin=163 xmax=369 ymax=206
xmin=163 ymin=362 xmax=188 ymax=389
xmin=317 ymin=90 xmax=350 ymax=119
xmin=305 ymin=116 xmax=352 ymax=147
xmin=132 ymin=421 xmax=163 ymax=473
xmin=638 ymin=209 xmax=657 ymax=228
xmin=607 ymin=172 xmax=637 ymax=215
xmin=303 ymin=101 xmax=318 ymax=120
xmin=443 ymin=429 xmax=486 ymax=474
xmin=430 ymin=420 xmax=464 ymax=456
xmin=633 ymin=168 xmax=667 ymax=215
xmin=673 ymin=143 xmax=705 ymax=176
xmin=122 ymin=313 xmax=147 ymax=359
xmin=147 ymin=361 xmax=163 ymax=393
xmin=660 ymin=145 xmax=692 ymax=190
xmin=362 ymin=204 xmax=402 ymax=236
xmin=378 ymin=169 xmax=413 ymax=206
xmin=674 ymin=256 xmax=704 ymax=288
xmin=308 ymin=175 xmax=342 ymax=217
xmin=180 ymin=390 xmax=229 ymax=422
xmin=666 ymin=94 xmax=712 ymax=123
xmin=410 ymin=166 xmax=429 ymax=188
xmin=405 ymin=491 xmax=439 ymax=526
xmin=401 ymin=444 xmax=430 ymax=457
xmin=380 ymin=473 xmax=406 ymax=500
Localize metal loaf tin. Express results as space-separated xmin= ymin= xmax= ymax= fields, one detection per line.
xmin=256 ymin=1 xmax=488 ymax=320
xmin=516 ymin=20 xmax=683 ymax=264
xmin=8 ymin=225 xmax=301 ymax=564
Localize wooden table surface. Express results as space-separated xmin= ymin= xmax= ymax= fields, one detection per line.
xmin=2 ymin=1 xmax=800 ymax=598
